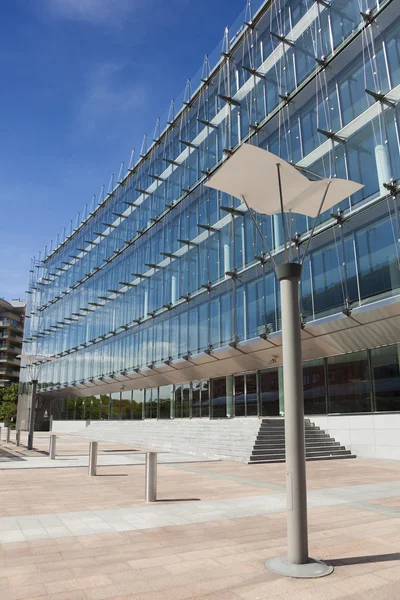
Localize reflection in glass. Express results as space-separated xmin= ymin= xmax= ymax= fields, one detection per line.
xmin=327 ymin=351 xmax=372 ymax=413
xmin=371 ymin=344 xmax=400 ymax=412
xmin=303 ymin=359 xmax=326 ymax=414
xmin=260 ymin=369 xmax=280 ymax=416
xmin=159 ymin=385 xmax=173 ymax=419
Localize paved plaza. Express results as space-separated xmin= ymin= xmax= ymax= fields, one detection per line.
xmin=0 ymin=432 xmax=399 ymax=599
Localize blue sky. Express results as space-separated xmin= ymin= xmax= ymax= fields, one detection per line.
xmin=0 ymin=0 xmax=247 ymax=301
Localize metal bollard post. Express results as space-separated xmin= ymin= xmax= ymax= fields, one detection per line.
xmin=49 ymin=434 xmax=57 ymax=460
xmin=16 ymin=430 xmax=21 ymax=446
xmin=145 ymin=452 xmax=157 ymax=503
xmin=88 ymin=441 xmax=98 ymax=476
xmin=5 ymin=428 xmax=10 ymax=443
xmin=0 ymin=426 xmax=2 ymax=441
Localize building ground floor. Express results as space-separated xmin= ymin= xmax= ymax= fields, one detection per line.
xmin=51 ymin=342 xmax=400 ymax=422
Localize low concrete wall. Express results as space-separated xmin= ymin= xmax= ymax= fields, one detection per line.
xmin=52 ymin=420 xmax=94 ymax=433
xmin=312 ymin=413 xmax=400 ymax=460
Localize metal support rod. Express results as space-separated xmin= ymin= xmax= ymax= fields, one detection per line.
xmin=88 ymin=441 xmax=98 ymax=476
xmin=277 ymin=164 xmax=289 ymax=261
xmin=145 ymin=452 xmax=157 ymax=502
xmin=266 ymin=262 xmax=333 ymax=578
xmin=49 ymin=434 xmax=57 ymax=460
xmin=241 ymin=195 xmax=277 ymax=267
xmin=27 ymin=379 xmax=38 ymax=450
xmin=300 ymin=182 xmax=331 ymax=265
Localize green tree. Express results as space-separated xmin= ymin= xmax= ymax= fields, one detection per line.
xmin=0 ymin=383 xmax=18 ymax=426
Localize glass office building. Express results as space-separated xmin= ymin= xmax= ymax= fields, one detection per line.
xmin=18 ymin=0 xmax=400 ymax=426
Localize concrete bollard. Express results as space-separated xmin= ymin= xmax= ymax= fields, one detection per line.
xmin=88 ymin=441 xmax=98 ymax=476
xmin=5 ymin=428 xmax=10 ymax=443
xmin=16 ymin=430 xmax=21 ymax=446
xmin=145 ymin=452 xmax=157 ymax=503
xmin=49 ymin=434 xmax=57 ymax=460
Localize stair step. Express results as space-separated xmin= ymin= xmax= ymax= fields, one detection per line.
xmin=252 ymin=446 xmax=350 ymax=456
xmin=254 ymin=440 xmax=340 ymax=448
xmin=250 ymin=449 xmax=352 ymax=460
xmin=249 ymin=458 xmax=356 ymax=464
xmin=252 ymin=445 xmax=344 ymax=455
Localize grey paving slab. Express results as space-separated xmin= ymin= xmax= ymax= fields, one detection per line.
xmin=0 ymin=451 xmax=220 ymax=470
xmin=0 ymin=478 xmax=398 ymax=544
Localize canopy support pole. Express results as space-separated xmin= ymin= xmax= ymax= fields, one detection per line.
xmin=265 ymin=262 xmax=333 ymax=578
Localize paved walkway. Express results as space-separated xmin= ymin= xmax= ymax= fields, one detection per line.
xmin=0 ymin=433 xmax=399 ymax=599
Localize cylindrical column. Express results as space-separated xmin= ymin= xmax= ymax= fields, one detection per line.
xmin=5 ymin=428 xmax=10 ymax=443
xmin=277 ymin=263 xmax=308 ymax=564
xmin=0 ymin=426 xmax=2 ymax=441
xmin=88 ymin=441 xmax=98 ymax=476
xmin=49 ymin=434 xmax=57 ymax=460
xmin=145 ymin=452 xmax=157 ymax=502
xmin=16 ymin=430 xmax=21 ymax=446
xmin=27 ymin=379 xmax=38 ymax=450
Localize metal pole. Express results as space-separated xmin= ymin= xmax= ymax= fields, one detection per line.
xmin=16 ymin=430 xmax=21 ymax=446
xmin=49 ymin=434 xmax=57 ymax=460
xmin=0 ymin=426 xmax=2 ymax=441
xmin=145 ymin=452 xmax=157 ymax=502
xmin=266 ymin=263 xmax=333 ymax=578
xmin=27 ymin=379 xmax=38 ymax=450
xmin=88 ymin=441 xmax=98 ymax=476
xmin=5 ymin=428 xmax=10 ymax=443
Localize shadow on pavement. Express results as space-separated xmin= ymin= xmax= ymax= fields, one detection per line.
xmin=156 ymin=498 xmax=201 ymax=503
xmin=0 ymin=447 xmax=25 ymax=462
xmin=329 ymin=553 xmax=400 ymax=566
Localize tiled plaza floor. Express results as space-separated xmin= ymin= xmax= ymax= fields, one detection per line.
xmin=0 ymin=432 xmax=399 ymax=599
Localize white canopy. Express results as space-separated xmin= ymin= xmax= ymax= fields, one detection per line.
xmin=205 ymin=144 xmax=364 ymax=218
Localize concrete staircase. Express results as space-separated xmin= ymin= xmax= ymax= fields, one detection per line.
xmin=70 ymin=417 xmax=356 ymax=463
xmin=74 ymin=418 xmax=262 ymax=463
xmin=249 ymin=418 xmax=356 ymax=464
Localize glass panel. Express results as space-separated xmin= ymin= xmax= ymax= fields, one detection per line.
xmin=234 ymin=375 xmax=245 ymax=417
xmin=110 ymin=392 xmax=121 ymax=420
xmin=327 ymin=351 xmax=372 ymax=413
xmin=159 ymin=385 xmax=173 ymax=419
xmin=211 ymin=377 xmax=227 ymax=419
xmin=192 ymin=381 xmax=201 ymax=418
xmin=182 ymin=383 xmax=190 ymax=418
xmin=371 ymin=344 xmax=400 ymax=412
xmin=356 ymin=216 xmax=400 ymax=300
xmin=75 ymin=399 xmax=84 ymax=420
xmin=201 ymin=380 xmax=210 ymax=418
xmin=174 ymin=385 xmax=182 ymax=419
xmin=100 ymin=394 xmax=109 ymax=420
xmin=303 ymin=359 xmax=326 ymax=415
xmin=260 ymin=368 xmax=280 ymax=416
xmin=121 ymin=390 xmax=132 ymax=420
xmin=246 ymin=373 xmax=258 ymax=416
xmin=132 ymin=390 xmax=144 ymax=420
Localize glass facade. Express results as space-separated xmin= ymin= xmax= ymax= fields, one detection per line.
xmin=20 ymin=0 xmax=400 ymax=420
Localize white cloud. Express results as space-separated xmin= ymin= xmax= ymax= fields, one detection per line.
xmin=76 ymin=62 xmax=148 ymax=137
xmin=47 ymin=0 xmax=135 ymax=26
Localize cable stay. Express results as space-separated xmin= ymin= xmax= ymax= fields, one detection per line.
xmin=128 ymin=148 xmax=136 ymax=172
xmin=117 ymin=162 xmax=125 ymax=185
xmin=331 ymin=209 xmax=352 ymax=315
xmin=153 ymin=117 xmax=161 ymax=142
xmin=140 ymin=134 xmax=148 ymax=158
